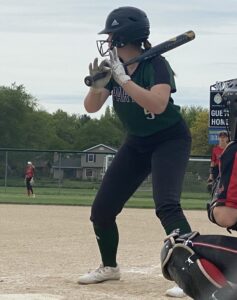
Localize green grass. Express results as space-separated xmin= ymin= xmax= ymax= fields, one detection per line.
xmin=0 ymin=186 xmax=209 ymax=210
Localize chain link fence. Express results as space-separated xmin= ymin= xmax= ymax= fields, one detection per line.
xmin=0 ymin=148 xmax=210 ymax=195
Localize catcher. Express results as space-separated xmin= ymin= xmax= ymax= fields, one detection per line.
xmin=161 ymin=79 xmax=237 ymax=299
xmin=208 ymin=140 xmax=237 ymax=231
xmin=207 ymin=79 xmax=237 ymax=231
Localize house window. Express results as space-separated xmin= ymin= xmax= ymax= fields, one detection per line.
xmin=86 ymin=169 xmax=93 ymax=177
xmin=87 ymin=153 xmax=96 ymax=163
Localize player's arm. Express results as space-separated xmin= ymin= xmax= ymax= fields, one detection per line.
xmin=122 ymin=81 xmax=170 ymax=114
xmin=208 ymin=161 xmax=215 ymax=180
xmin=33 ymin=166 xmax=35 ymax=177
xmin=84 ymin=58 xmax=112 ymax=113
xmin=84 ymin=88 xmax=110 ymax=113
xmin=208 ymin=149 xmax=216 ymax=180
xmin=109 ymin=48 xmax=171 ymax=114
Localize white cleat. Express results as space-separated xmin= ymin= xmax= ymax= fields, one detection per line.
xmin=78 ymin=264 xmax=120 ymax=284
xmin=165 ymin=286 xmax=186 ymax=298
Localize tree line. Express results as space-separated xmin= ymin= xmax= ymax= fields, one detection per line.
xmin=0 ymin=84 xmax=211 ymax=156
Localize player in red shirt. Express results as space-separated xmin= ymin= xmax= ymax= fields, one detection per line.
xmin=207 ymin=131 xmax=229 ymax=191
xmin=25 ymin=161 xmax=35 ymax=197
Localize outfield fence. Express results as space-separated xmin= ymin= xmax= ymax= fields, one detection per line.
xmin=0 ymin=148 xmax=210 ymax=195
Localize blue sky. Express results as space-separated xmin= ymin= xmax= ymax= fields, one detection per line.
xmin=1 ymin=0 xmax=237 ymax=117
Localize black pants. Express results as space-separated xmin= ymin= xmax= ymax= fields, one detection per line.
xmin=26 ymin=177 xmax=33 ymax=193
xmin=91 ymin=120 xmax=192 ymax=230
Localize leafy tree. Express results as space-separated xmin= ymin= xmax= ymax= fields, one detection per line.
xmin=52 ymin=110 xmax=80 ymax=148
xmin=74 ymin=117 xmax=124 ymax=150
xmin=181 ymin=106 xmax=207 ymax=128
xmin=0 ymin=84 xmax=214 ymax=156
xmin=0 ymin=84 xmax=37 ymax=148
xmin=0 ymin=84 xmax=70 ymax=150
xmin=190 ymin=110 xmax=212 ymax=155
xmin=26 ymin=110 xmax=68 ymax=150
xmin=79 ymin=114 xmax=91 ymax=126
xmin=101 ymin=105 xmax=125 ymax=134
xmin=51 ymin=111 xmax=93 ymax=149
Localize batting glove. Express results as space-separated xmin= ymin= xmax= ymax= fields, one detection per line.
xmin=89 ymin=58 xmax=112 ymax=92
xmin=109 ymin=47 xmax=131 ymax=87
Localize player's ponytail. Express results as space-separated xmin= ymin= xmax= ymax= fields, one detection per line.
xmin=143 ymin=40 xmax=152 ymax=50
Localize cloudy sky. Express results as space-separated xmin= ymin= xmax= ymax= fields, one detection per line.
xmin=1 ymin=0 xmax=237 ymax=117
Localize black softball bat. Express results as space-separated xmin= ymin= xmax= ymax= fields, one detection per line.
xmin=84 ymin=30 xmax=195 ymax=87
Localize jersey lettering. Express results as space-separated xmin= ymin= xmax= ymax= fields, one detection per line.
xmin=112 ymin=87 xmax=134 ymax=103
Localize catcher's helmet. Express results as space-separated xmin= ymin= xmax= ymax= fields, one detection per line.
xmin=222 ymin=79 xmax=237 ymax=141
xmin=97 ymin=6 xmax=150 ymax=56
xmin=222 ymin=79 xmax=237 ymax=105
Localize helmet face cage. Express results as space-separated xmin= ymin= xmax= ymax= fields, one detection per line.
xmin=96 ymin=40 xmax=111 ymax=57
xmin=96 ymin=36 xmax=127 ymax=57
xmin=222 ymin=79 xmax=237 ymax=104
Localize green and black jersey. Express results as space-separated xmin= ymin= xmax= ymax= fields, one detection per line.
xmin=105 ymin=55 xmax=182 ymax=137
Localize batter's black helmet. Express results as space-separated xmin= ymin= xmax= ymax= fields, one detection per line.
xmin=97 ymin=6 xmax=150 ymax=56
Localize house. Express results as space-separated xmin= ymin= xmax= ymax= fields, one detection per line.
xmin=81 ymin=144 xmax=117 ymax=180
xmin=52 ymin=154 xmax=82 ymax=179
xmin=52 ymin=144 xmax=117 ymax=181
xmin=33 ymin=160 xmax=52 ymax=177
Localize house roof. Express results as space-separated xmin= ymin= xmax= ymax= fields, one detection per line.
xmin=83 ymin=144 xmax=117 ymax=153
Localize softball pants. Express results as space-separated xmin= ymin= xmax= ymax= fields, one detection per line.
xmin=90 ymin=119 xmax=192 ymax=231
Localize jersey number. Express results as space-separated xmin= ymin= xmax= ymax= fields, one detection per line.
xmin=144 ymin=109 xmax=155 ymax=120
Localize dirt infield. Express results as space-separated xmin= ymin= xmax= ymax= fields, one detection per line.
xmin=0 ymin=204 xmax=229 ymax=300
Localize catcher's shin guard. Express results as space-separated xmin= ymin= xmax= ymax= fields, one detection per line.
xmin=161 ymin=232 xmax=233 ymax=300
xmin=209 ymin=285 xmax=237 ymax=300
xmin=207 ymin=177 xmax=222 ymax=224
xmin=190 ymin=234 xmax=237 ymax=284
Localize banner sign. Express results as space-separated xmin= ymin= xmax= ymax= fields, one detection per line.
xmin=208 ymin=81 xmax=230 ymax=144
xmin=209 ymin=91 xmax=229 ymax=127
xmin=208 ymin=127 xmax=226 ymax=144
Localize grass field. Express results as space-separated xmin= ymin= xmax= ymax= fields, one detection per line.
xmin=0 ymin=186 xmax=209 ymax=210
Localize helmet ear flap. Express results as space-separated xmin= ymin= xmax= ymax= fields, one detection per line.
xmin=111 ymin=35 xmax=126 ymax=48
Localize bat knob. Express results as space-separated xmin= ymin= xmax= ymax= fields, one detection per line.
xmin=84 ymin=76 xmax=93 ymax=87
xmin=186 ymin=30 xmax=195 ymax=40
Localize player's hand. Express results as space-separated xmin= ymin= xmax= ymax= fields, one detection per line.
xmin=109 ymin=47 xmax=131 ymax=87
xmin=207 ymin=177 xmax=214 ymax=193
xmin=89 ymin=58 xmax=112 ymax=91
xmin=207 ymin=175 xmax=213 ymax=183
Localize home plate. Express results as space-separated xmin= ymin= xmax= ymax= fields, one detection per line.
xmin=0 ymin=294 xmax=64 ymax=300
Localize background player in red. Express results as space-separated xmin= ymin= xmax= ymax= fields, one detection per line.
xmin=25 ymin=161 xmax=35 ymax=197
xmin=78 ymin=7 xmax=192 ymax=296
xmin=207 ymin=131 xmax=229 ymax=191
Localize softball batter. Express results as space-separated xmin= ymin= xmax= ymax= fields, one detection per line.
xmin=79 ymin=6 xmax=192 ymax=289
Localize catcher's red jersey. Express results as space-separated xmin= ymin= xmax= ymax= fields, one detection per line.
xmin=218 ymin=142 xmax=237 ymax=209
